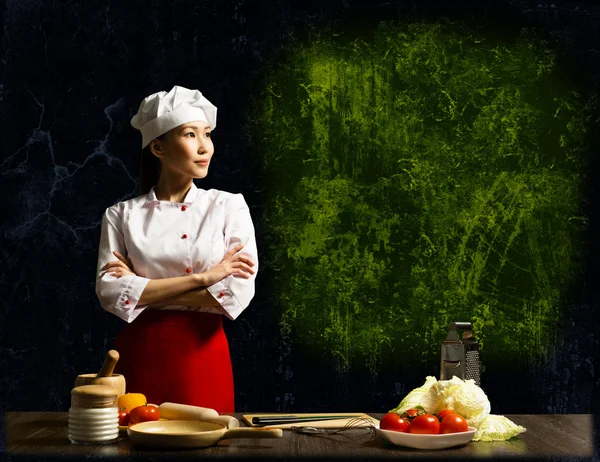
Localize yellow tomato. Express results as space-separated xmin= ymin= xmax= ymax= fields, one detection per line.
xmin=117 ymin=393 xmax=147 ymax=413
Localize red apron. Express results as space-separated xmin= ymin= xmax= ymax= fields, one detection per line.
xmin=113 ymin=309 xmax=234 ymax=413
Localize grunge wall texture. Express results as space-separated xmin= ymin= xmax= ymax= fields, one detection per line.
xmin=1 ymin=0 xmax=599 ymax=428
xmin=249 ymin=17 xmax=596 ymax=413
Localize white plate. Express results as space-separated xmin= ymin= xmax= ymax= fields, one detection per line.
xmin=376 ymin=425 xmax=476 ymax=450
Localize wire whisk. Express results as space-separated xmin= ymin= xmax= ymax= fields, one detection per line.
xmin=290 ymin=416 xmax=377 ymax=441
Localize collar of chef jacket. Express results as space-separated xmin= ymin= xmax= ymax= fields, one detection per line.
xmin=144 ymin=182 xmax=200 ymax=207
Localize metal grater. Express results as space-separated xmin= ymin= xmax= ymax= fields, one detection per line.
xmin=440 ymin=322 xmax=481 ymax=385
xmin=440 ymin=323 xmax=464 ymax=381
xmin=462 ymin=328 xmax=481 ymax=386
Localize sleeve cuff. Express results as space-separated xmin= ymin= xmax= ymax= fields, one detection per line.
xmin=114 ymin=275 xmax=152 ymax=323
xmin=205 ymin=280 xmax=244 ymax=321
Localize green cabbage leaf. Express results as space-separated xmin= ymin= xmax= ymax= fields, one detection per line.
xmin=389 ymin=376 xmax=437 ymax=414
xmin=420 ymin=376 xmax=491 ymax=427
xmin=473 ymin=414 xmax=527 ymax=441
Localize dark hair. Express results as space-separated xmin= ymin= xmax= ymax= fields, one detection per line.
xmin=139 ymin=134 xmax=165 ymax=195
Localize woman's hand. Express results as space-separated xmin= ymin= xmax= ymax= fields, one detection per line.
xmin=102 ymin=250 xmax=137 ymax=278
xmin=200 ymin=243 xmax=256 ymax=286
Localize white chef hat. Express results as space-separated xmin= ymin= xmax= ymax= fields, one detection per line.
xmin=130 ymin=85 xmax=217 ymax=149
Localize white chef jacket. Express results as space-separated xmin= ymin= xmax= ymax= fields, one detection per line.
xmin=95 ymin=182 xmax=258 ymax=323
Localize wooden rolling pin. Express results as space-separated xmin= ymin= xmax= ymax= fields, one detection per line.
xmin=158 ymin=402 xmax=239 ymax=428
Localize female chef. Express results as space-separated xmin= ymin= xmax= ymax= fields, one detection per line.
xmin=94 ymin=85 xmax=258 ymax=412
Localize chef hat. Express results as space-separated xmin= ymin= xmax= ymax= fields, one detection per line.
xmin=130 ymin=85 xmax=217 ymax=149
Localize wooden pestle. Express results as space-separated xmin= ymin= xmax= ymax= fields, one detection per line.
xmin=74 ymin=349 xmax=126 ymax=398
xmin=97 ymin=350 xmax=119 ymax=377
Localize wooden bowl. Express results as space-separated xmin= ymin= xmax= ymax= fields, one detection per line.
xmin=74 ymin=374 xmax=126 ymax=398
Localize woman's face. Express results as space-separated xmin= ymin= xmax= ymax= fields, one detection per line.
xmin=152 ymin=120 xmax=214 ymax=179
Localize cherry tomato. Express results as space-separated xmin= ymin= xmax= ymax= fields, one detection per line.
xmin=129 ymin=405 xmax=160 ymax=426
xmin=379 ymin=412 xmax=410 ymax=432
xmin=436 ymin=409 xmax=459 ymax=422
xmin=400 ymin=408 xmax=425 ymax=419
xmin=440 ymin=414 xmax=469 ymax=433
xmin=118 ymin=410 xmax=129 ymax=426
xmin=408 ymin=414 xmax=440 ymax=434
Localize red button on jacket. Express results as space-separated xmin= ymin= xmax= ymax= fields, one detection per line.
xmin=125 ymin=300 xmax=131 ymax=305
xmin=181 ymin=205 xmax=187 ymax=211
xmin=219 ymin=292 xmax=225 ymax=298
xmin=186 ymin=268 xmax=192 ymax=273
xmin=182 ymin=234 xmax=188 ymax=239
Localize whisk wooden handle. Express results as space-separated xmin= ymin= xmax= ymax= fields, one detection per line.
xmin=97 ymin=350 xmax=119 ymax=377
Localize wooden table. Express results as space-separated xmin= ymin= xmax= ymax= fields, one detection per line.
xmin=3 ymin=412 xmax=596 ymax=460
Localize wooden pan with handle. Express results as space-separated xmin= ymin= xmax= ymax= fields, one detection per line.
xmin=127 ymin=420 xmax=282 ymax=449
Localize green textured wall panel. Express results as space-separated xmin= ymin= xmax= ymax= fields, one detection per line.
xmin=250 ymin=21 xmax=589 ymax=376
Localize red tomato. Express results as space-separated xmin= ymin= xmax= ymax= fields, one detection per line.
xmin=408 ymin=414 xmax=440 ymax=434
xmin=118 ymin=410 xmax=129 ymax=426
xmin=400 ymin=408 xmax=425 ymax=419
xmin=440 ymin=414 xmax=469 ymax=433
xmin=129 ymin=405 xmax=160 ymax=426
xmin=436 ymin=409 xmax=458 ymax=422
xmin=379 ymin=412 xmax=410 ymax=432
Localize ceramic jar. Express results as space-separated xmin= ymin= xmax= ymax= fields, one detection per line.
xmin=68 ymin=384 xmax=119 ymax=445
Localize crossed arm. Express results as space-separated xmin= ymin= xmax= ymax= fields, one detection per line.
xmin=101 ymin=244 xmax=255 ymax=308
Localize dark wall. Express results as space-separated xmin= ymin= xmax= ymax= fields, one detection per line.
xmin=0 ymin=0 xmax=598 ymax=428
